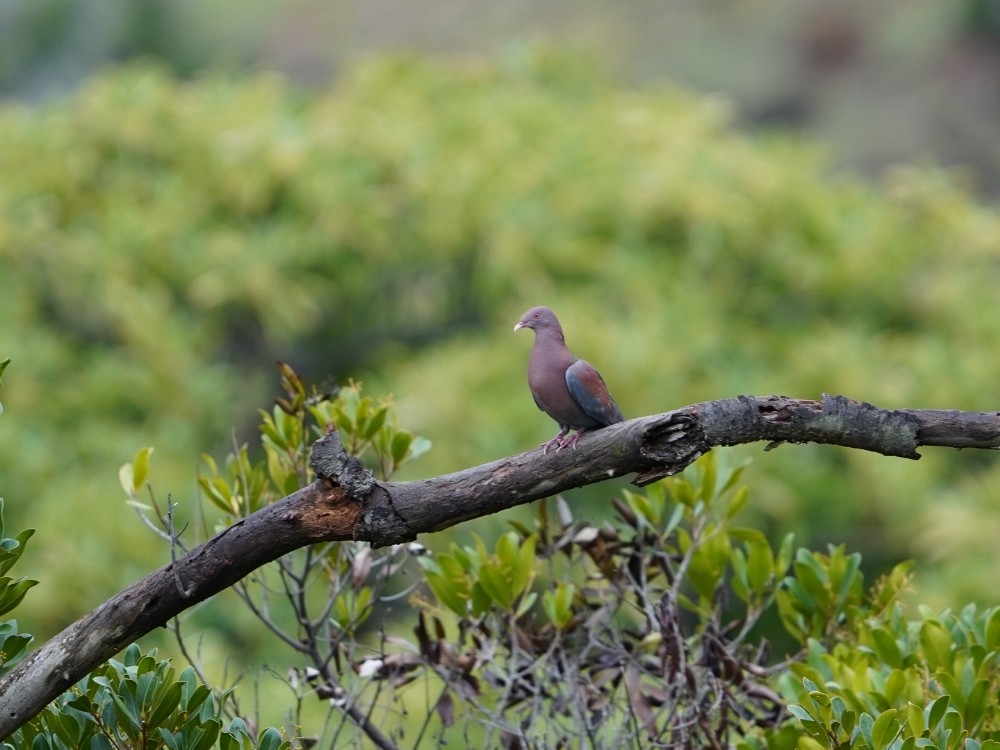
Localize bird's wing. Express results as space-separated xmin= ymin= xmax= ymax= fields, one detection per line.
xmin=565 ymin=360 xmax=624 ymax=426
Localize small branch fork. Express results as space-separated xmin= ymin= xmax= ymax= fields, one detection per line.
xmin=1 ymin=394 xmax=998 ymax=737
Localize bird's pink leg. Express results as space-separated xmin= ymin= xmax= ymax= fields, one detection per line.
xmin=559 ymin=429 xmax=587 ymax=451
xmin=540 ymin=427 xmax=570 ymax=454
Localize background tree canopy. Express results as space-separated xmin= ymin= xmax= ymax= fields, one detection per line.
xmin=1 ymin=50 xmax=1000 ymax=734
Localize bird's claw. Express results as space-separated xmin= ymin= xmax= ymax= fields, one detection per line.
xmin=539 ymin=435 xmax=564 ymax=454
xmin=539 ymin=430 xmax=584 ymax=454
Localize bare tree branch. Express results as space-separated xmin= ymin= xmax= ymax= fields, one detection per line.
xmin=1 ymin=394 xmax=998 ymax=737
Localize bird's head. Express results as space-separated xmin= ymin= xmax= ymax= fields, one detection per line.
xmin=514 ymin=306 xmax=560 ymax=334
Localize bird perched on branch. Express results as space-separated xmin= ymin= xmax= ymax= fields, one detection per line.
xmin=514 ymin=306 xmax=624 ymax=453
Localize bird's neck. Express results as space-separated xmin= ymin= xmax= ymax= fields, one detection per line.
xmin=534 ymin=327 xmax=567 ymax=348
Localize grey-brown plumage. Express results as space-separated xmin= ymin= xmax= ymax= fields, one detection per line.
xmin=514 ymin=306 xmax=624 ymax=453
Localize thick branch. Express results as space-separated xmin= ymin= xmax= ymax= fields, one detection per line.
xmin=1 ymin=395 xmax=998 ymax=735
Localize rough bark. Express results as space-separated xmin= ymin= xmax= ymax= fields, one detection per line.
xmin=1 ymin=394 xmax=998 ymax=736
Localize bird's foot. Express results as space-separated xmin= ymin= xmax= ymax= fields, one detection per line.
xmin=539 ymin=435 xmax=565 ymax=454
xmin=559 ymin=430 xmax=586 ymax=451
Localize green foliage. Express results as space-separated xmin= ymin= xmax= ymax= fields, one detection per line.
xmin=6 ymin=645 xmax=291 ymax=750
xmin=404 ymin=452 xmax=798 ymax=746
xmin=127 ymin=369 xmax=437 ymax=744
xmin=1 ymin=376 xmax=285 ymax=748
xmin=0 ymin=498 xmax=36 ymax=678
xmin=1 ymin=50 xmax=999 ymax=634
xmin=780 ymin=602 xmax=1000 ymax=748
xmin=190 ymin=368 xmax=429 ymax=522
xmin=119 ymin=446 xmax=155 ymax=500
xmin=403 ymin=449 xmax=1000 ymax=746
xmin=7 ymin=365 xmax=1000 ymax=746
xmin=776 ymin=545 xmax=865 ymax=644
xmin=1 ymin=49 xmax=1000 ymax=738
xmin=419 ymin=531 xmax=537 ymax=617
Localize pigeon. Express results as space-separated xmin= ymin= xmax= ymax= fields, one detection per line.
xmin=514 ymin=306 xmax=624 ymax=453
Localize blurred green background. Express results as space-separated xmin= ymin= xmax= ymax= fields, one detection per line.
xmin=2 ymin=0 xmax=1000 ymax=728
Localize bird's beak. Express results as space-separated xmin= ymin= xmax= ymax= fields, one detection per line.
xmin=514 ymin=321 xmax=526 ymax=332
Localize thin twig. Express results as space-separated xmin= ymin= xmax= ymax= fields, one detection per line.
xmin=167 ymin=495 xmax=194 ymax=598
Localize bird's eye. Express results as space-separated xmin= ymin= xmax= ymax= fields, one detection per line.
xmin=533 ymin=312 xmax=540 ymax=319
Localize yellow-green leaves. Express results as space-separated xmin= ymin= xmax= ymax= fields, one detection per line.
xmin=119 ymin=446 xmax=154 ymax=499
xmin=777 ymin=545 xmax=864 ymax=645
xmin=679 ymin=524 xmax=732 ymax=605
xmin=663 ymin=450 xmax=749 ymax=514
xmin=332 ymin=587 xmax=374 ymax=633
xmin=192 ymin=372 xmax=430 ymax=521
xmin=782 ymin=597 xmax=1000 ymax=748
xmin=198 ymin=447 xmax=270 ymax=517
xmin=420 ymin=533 xmax=538 ymax=619
xmin=307 ymin=380 xmax=431 ymax=480
xmin=477 ymin=532 xmax=537 ymax=613
xmin=542 ymin=582 xmax=576 ymax=631
xmin=790 ymin=679 xmax=1000 ymax=750
xmin=730 ymin=529 xmax=794 ymax=610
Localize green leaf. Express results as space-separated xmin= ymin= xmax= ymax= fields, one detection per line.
xmin=132 ymin=447 xmax=153 ymax=491
xmin=419 ymin=556 xmax=472 ymax=616
xmin=964 ymin=677 xmax=989 ymax=730
xmin=0 ymin=578 xmax=39 ymax=617
xmin=776 ymin=533 xmax=795 ymax=574
xmin=257 ymin=727 xmax=285 ymax=750
xmin=701 ymin=451 xmax=718 ymax=502
xmin=907 ymin=702 xmax=926 ymax=736
xmin=942 ymin=708 xmax=962 ymax=748
xmin=841 ymin=707 xmax=857 ymax=737
xmin=624 ymin=489 xmax=658 ymax=526
xmin=45 ymin=708 xmax=82 ymax=747
xmin=118 ymin=463 xmax=135 ymax=498
xmin=512 ymin=534 xmax=537 ymax=597
xmin=871 ymin=627 xmax=905 ymax=670
xmin=926 ymin=695 xmax=951 ymax=731
xmin=159 ymin=727 xmax=182 ymax=750
xmin=858 ymin=711 xmax=876 ymax=748
xmin=920 ymin=621 xmax=953 ymax=671
xmin=363 ymin=405 xmax=389 ymax=439
xmin=190 ymin=719 xmax=222 ymax=750
xmin=407 ymin=436 xmax=432 ymax=463
xmin=515 ymin=590 xmax=538 ymax=619
xmin=478 ymin=564 xmax=513 ymax=610
xmin=746 ymin=540 xmax=774 ymax=595
xmin=730 ymin=548 xmax=750 ymax=604
xmin=543 ymin=583 xmax=576 ymax=630
xmin=390 ymin=430 xmax=413 ymax=465
xmin=788 ymin=704 xmax=824 ymax=737
xmin=984 ymin=608 xmax=1000 ymax=651
xmin=180 ymin=684 xmax=213 ymax=717
xmin=871 ymin=708 xmax=900 ymax=748
xmin=146 ymin=680 xmax=183 ymax=730
xmin=725 ymin=485 xmax=749 ymax=520
xmin=118 ymin=447 xmax=154 ymax=498
xmin=0 ymin=527 xmax=35 ymax=577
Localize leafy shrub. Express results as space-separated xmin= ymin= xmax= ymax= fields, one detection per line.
xmin=5 ymin=364 xmax=1000 ymax=747
xmin=10 ymin=644 xmax=290 ymax=750
xmin=3 ymin=55 xmax=1000 ymax=632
